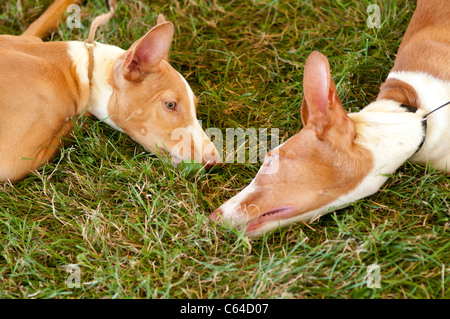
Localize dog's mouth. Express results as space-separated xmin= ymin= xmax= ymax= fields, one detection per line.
xmin=141 ymin=143 xmax=183 ymax=166
xmin=245 ymin=205 xmax=296 ymax=234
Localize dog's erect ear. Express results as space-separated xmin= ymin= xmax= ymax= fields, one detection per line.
xmin=122 ymin=21 xmax=174 ymax=82
xmin=300 ymin=51 xmax=352 ymax=140
xmin=156 ymin=14 xmax=170 ymax=62
xmin=157 ymin=14 xmax=167 ymax=25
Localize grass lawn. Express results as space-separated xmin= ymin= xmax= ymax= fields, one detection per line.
xmin=0 ymin=0 xmax=448 ymax=299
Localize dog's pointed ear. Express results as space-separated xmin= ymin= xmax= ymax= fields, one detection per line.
xmin=157 ymin=14 xmax=167 ymax=25
xmin=156 ymin=14 xmax=171 ymax=62
xmin=122 ymin=21 xmax=174 ymax=82
xmin=300 ymin=51 xmax=353 ymax=141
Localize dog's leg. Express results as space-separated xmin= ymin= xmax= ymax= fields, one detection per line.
xmin=22 ymin=0 xmax=83 ymax=39
xmin=1 ymin=120 xmax=76 ymax=182
xmin=26 ymin=120 xmax=76 ymax=180
xmin=38 ymin=119 xmax=77 ymax=162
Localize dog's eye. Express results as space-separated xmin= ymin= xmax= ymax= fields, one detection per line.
xmin=264 ymin=155 xmax=273 ymax=166
xmin=265 ymin=154 xmax=279 ymax=167
xmin=165 ymin=101 xmax=177 ymax=110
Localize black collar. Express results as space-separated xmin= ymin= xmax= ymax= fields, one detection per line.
xmin=400 ymin=104 xmax=427 ymax=154
xmin=400 ymin=100 xmax=450 ymax=154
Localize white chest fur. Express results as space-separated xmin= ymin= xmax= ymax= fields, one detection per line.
xmin=385 ymin=71 xmax=450 ymax=170
xmin=67 ymin=41 xmax=125 ymax=131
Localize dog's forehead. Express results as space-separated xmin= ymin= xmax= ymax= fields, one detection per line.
xmin=176 ymin=71 xmax=196 ymax=116
xmin=136 ymin=62 xmax=196 ymax=117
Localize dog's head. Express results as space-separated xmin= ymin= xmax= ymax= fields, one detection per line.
xmin=210 ymin=51 xmax=376 ymax=237
xmin=105 ymin=15 xmax=219 ymax=167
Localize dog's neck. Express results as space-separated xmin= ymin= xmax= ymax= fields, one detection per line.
xmin=327 ymin=71 xmax=449 ymax=209
xmin=351 ymin=103 xmax=424 ymax=184
xmin=67 ymin=41 xmax=125 ymax=130
xmin=367 ymin=72 xmax=450 ymax=169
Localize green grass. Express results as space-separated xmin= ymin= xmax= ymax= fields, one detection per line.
xmin=0 ymin=0 xmax=449 ymax=299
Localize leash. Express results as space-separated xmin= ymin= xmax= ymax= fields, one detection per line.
xmin=422 ymin=100 xmax=450 ymax=120
xmin=83 ymin=0 xmax=118 ymax=86
xmin=401 ymin=100 xmax=450 ymax=153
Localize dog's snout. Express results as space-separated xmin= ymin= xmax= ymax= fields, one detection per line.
xmin=202 ymin=148 xmax=222 ymax=170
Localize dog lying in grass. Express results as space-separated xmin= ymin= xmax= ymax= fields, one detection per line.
xmin=0 ymin=0 xmax=219 ymax=182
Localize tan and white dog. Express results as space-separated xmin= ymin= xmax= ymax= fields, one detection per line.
xmin=210 ymin=0 xmax=450 ymax=237
xmin=0 ymin=0 xmax=219 ymax=182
